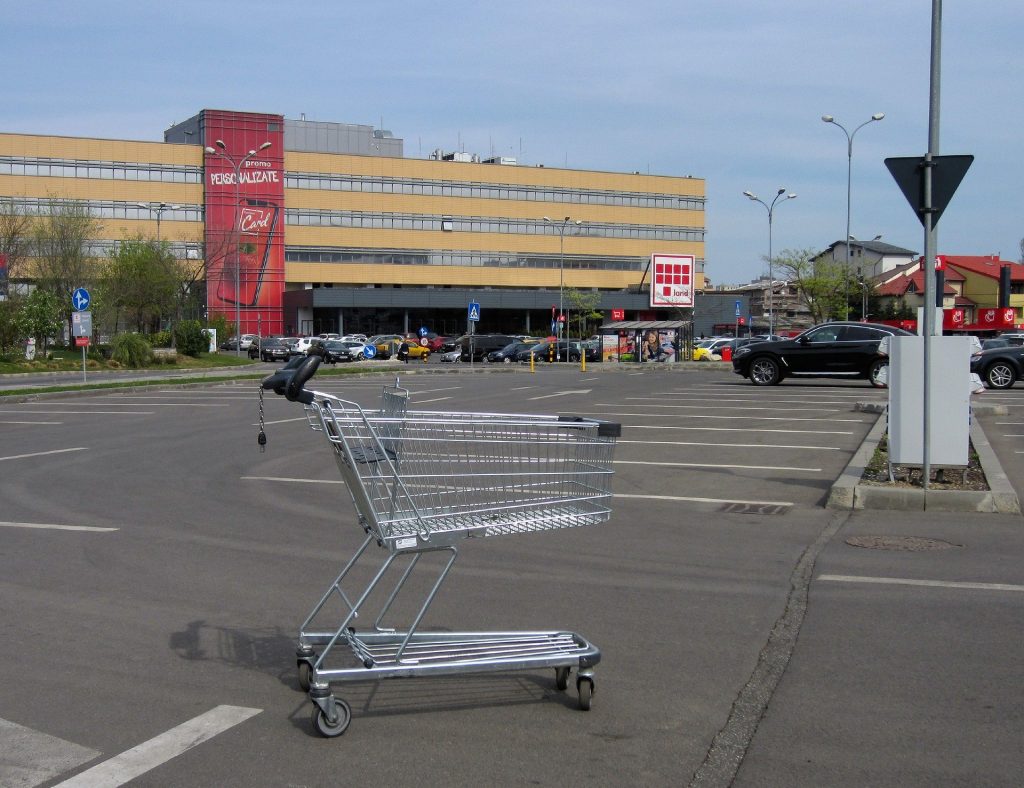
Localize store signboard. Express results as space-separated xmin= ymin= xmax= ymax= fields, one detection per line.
xmin=203 ymin=110 xmax=286 ymax=335
xmin=649 ymin=254 xmax=694 ymax=308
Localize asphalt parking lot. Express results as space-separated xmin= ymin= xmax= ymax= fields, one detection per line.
xmin=2 ymin=366 xmax=1022 ymax=786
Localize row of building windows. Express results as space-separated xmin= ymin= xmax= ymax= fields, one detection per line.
xmin=286 ymin=209 xmax=704 ymax=242
xmin=286 ymin=171 xmax=705 ymax=210
xmin=2 ymin=197 xmax=703 ymax=243
xmin=0 ymin=156 xmax=204 ymax=183
xmin=0 ymin=154 xmax=704 ymax=212
xmin=287 ymin=247 xmax=707 ymax=274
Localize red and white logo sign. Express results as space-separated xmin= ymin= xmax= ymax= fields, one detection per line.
xmin=611 ymin=308 xmax=625 ymax=321
xmin=649 ymin=254 xmax=694 ymax=308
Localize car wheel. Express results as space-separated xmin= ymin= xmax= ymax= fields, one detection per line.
xmin=869 ymin=359 xmax=888 ymax=388
xmin=984 ymin=361 xmax=1016 ymax=389
xmin=749 ymin=356 xmax=781 ymax=386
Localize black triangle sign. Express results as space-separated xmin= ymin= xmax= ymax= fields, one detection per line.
xmin=885 ymin=154 xmax=973 ymax=228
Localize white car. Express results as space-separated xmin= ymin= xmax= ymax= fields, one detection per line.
xmin=292 ymin=337 xmax=320 ymax=356
xmin=238 ymin=334 xmax=256 ymax=350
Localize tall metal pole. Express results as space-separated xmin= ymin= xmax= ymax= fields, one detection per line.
xmin=743 ymin=189 xmax=796 ymax=336
xmin=543 ymin=216 xmax=581 ymax=360
xmin=205 ymin=141 xmax=271 ymax=355
xmin=821 ymin=113 xmax=884 ymax=318
xmin=922 ymin=0 xmax=942 ymax=488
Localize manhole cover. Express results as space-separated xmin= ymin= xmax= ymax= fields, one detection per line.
xmin=845 ymin=535 xmax=962 ymax=551
xmin=720 ymin=503 xmax=790 ymax=515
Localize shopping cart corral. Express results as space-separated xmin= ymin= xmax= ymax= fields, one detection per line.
xmin=259 ymin=355 xmax=621 ymax=737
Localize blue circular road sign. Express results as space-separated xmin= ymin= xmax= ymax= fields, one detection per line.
xmin=363 ymin=344 xmax=377 ymax=359
xmin=72 ymin=287 xmax=91 ymax=311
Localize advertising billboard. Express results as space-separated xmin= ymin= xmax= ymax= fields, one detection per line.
xmin=649 ymin=253 xmax=694 ymax=308
xmin=203 ymin=110 xmax=285 ymax=336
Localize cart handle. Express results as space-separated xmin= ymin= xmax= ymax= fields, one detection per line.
xmin=260 ymin=354 xmax=320 ymax=404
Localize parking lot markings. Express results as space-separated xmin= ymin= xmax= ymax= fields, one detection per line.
xmin=53 ymin=705 xmax=261 ymax=788
xmin=618 ymin=424 xmax=855 ymax=435
xmin=0 ymin=521 xmax=118 ymax=532
xmin=615 ymin=460 xmax=821 ymax=472
xmin=615 ymin=492 xmax=794 ymax=506
xmin=0 ymin=717 xmax=100 ymax=788
xmin=618 ymin=439 xmax=839 ymax=451
xmin=0 ymin=447 xmax=87 ymax=462
xmin=241 ymin=476 xmax=341 ymax=484
xmin=0 ymin=420 xmax=63 ymax=425
xmin=583 ymin=411 xmax=867 ymax=424
xmin=413 ymin=397 xmax=454 ymax=404
xmin=818 ymin=575 xmax=1024 ymax=593
xmin=0 ymin=410 xmax=153 ymax=415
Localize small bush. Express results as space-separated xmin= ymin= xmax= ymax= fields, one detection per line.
xmin=149 ymin=330 xmax=173 ymax=348
xmin=111 ymin=333 xmax=153 ymax=368
xmin=174 ymin=320 xmax=207 ymax=358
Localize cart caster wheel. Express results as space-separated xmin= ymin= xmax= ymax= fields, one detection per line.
xmin=577 ymin=677 xmax=594 ymax=711
xmin=312 ymin=698 xmax=351 ymax=738
xmin=298 ymin=661 xmax=313 ymax=692
xmin=555 ymin=666 xmax=570 ymax=691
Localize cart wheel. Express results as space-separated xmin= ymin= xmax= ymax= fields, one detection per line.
xmin=577 ymin=677 xmax=594 ymax=711
xmin=555 ymin=666 xmax=570 ymax=691
xmin=297 ymin=661 xmax=313 ymax=692
xmin=312 ymin=699 xmax=351 ymax=738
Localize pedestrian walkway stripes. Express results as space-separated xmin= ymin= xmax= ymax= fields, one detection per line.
xmin=53 ymin=705 xmax=261 ymax=788
xmin=0 ymin=717 xmax=100 ymax=788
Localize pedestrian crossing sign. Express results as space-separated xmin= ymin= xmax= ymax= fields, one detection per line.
xmin=468 ymin=302 xmax=481 ymax=322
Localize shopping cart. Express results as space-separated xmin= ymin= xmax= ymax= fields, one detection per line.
xmin=259 ymin=356 xmax=620 ymax=737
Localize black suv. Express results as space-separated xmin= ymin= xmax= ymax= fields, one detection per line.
xmin=445 ymin=334 xmax=515 ymax=362
xmin=732 ymin=322 xmax=913 ymax=386
xmin=970 ymin=342 xmax=1024 ymax=389
xmin=248 ymin=336 xmax=291 ymax=362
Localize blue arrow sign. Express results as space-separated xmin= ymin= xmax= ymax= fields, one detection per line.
xmin=418 ymin=326 xmax=429 ymax=338
xmin=468 ymin=302 xmax=481 ymax=322
xmin=363 ymin=344 xmax=377 ymax=359
xmin=734 ymin=299 xmax=742 ymax=317
xmin=72 ymin=287 xmax=91 ymax=312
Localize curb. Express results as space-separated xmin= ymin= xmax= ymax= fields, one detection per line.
xmin=827 ymin=407 xmax=1021 ymax=514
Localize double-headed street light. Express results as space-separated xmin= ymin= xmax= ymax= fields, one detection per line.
xmin=821 ymin=112 xmax=884 ymax=318
xmin=542 ymin=215 xmax=582 ymax=360
xmin=204 ymin=139 xmax=272 ymax=355
xmin=136 ymin=202 xmax=180 ymax=243
xmin=743 ymin=188 xmax=796 ymax=336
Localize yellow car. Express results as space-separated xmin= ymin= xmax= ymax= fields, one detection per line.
xmin=377 ymin=338 xmax=430 ymax=360
xmin=692 ymin=338 xmax=733 ymax=361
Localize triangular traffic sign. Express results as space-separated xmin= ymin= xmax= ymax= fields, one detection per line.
xmin=884 ymin=154 xmax=973 ymax=228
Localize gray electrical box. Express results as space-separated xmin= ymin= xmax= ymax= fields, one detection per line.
xmin=888 ymin=335 xmax=972 ymax=466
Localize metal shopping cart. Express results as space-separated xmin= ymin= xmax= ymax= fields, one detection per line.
xmin=259 ymin=356 xmax=620 ymax=737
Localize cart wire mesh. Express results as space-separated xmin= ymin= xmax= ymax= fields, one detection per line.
xmin=303 ymin=385 xmax=619 ymax=547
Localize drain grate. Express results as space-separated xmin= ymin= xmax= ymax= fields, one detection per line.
xmin=719 ymin=503 xmax=790 ymax=516
xmin=845 ymin=535 xmax=962 ymax=551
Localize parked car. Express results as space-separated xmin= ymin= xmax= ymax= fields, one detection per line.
xmin=377 ymin=338 xmax=430 ymax=360
xmin=515 ymin=340 xmax=582 ymax=363
xmin=443 ymin=334 xmax=516 ymax=362
xmin=220 ymin=334 xmax=256 ymax=351
xmin=291 ymin=337 xmax=321 ymax=357
xmin=486 ymin=341 xmax=535 ymax=363
xmin=692 ymin=337 xmax=733 ymax=361
xmin=982 ymin=338 xmax=1010 ymax=351
xmin=970 ymin=342 xmax=1024 ymax=389
xmin=438 ymin=348 xmax=462 ymax=362
xmin=731 ymin=321 xmax=914 ymax=386
xmin=322 ymin=339 xmax=367 ymax=363
xmin=369 ymin=335 xmax=405 ymax=358
xmin=248 ymin=336 xmax=291 ymax=362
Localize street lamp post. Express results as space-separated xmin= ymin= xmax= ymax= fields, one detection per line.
xmin=136 ymin=202 xmax=180 ymax=243
xmin=543 ymin=215 xmax=582 ymax=360
xmin=743 ymin=189 xmax=796 ymax=336
xmin=821 ymin=113 xmax=884 ymax=318
xmin=204 ymin=139 xmax=272 ymax=355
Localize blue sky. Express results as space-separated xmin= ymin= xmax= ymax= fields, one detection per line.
xmin=6 ymin=1 xmax=1022 ymax=284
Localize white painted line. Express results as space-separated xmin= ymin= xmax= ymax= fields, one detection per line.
xmin=580 ymin=377 xmax=599 ymax=381
xmin=622 ymin=424 xmax=855 ymax=435
xmin=818 ymin=574 xmax=1024 ymax=593
xmin=626 ymin=396 xmax=877 ymax=406
xmin=54 ymin=705 xmax=261 ymax=788
xmin=615 ymin=460 xmax=820 ymax=472
xmin=413 ymin=396 xmax=453 ymax=404
xmin=528 ymin=389 xmax=592 ymax=400
xmin=0 ymin=521 xmax=118 ymax=532
xmin=615 ymin=493 xmax=794 ymax=506
xmin=0 ymin=717 xmax=101 ymax=788
xmin=0 ymin=447 xmax=87 ymax=462
xmin=608 ymin=402 xmax=842 ymax=412
xmin=580 ymin=411 xmax=867 ymax=423
xmin=509 ymin=386 xmax=536 ymax=390
xmin=0 ymin=410 xmax=154 ymax=415
xmin=242 ymin=476 xmax=342 ymax=484
xmin=406 ymin=386 xmax=461 ymax=395
xmin=0 ymin=420 xmax=63 ymax=425
xmin=618 ymin=439 xmax=839 ymax=451
xmin=252 ymin=416 xmax=309 ymax=426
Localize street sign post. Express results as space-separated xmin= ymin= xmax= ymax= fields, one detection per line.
xmin=72 ymin=287 xmax=91 ymax=312
xmin=884 ymin=154 xmax=973 ymax=228
xmin=70 ymin=291 xmax=91 ymax=382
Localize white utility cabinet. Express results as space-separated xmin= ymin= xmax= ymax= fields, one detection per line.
xmin=888 ymin=335 xmax=972 ymax=466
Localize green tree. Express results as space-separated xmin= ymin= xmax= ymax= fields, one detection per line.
xmin=173 ymin=319 xmax=207 ymax=358
xmin=565 ymin=287 xmax=602 ymax=340
xmin=16 ymin=288 xmax=63 ymax=356
xmin=0 ymin=298 xmax=23 ymax=357
xmin=102 ymin=236 xmax=178 ymax=333
xmin=771 ymin=247 xmax=850 ymax=323
xmin=1 ymin=200 xmax=32 ymax=295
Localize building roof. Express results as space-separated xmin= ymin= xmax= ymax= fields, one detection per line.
xmin=823 ymin=239 xmax=918 ymax=257
xmin=875 ymin=270 xmax=958 ymax=297
xmin=943 ymin=255 xmax=1024 ymax=281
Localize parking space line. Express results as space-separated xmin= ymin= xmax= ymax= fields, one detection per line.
xmin=241 ymin=476 xmax=341 ymax=484
xmin=615 ymin=460 xmax=820 ymax=472
xmin=53 ymin=705 xmax=261 ymax=788
xmin=618 ymin=439 xmax=839 ymax=451
xmin=818 ymin=574 xmax=1024 ymax=593
xmin=0 ymin=410 xmax=153 ymax=415
xmin=622 ymin=425 xmax=855 ymax=435
xmin=413 ymin=397 xmax=453 ymax=404
xmin=0 ymin=717 xmax=100 ymax=788
xmin=251 ymin=416 xmax=309 ymax=426
xmin=0 ymin=521 xmax=118 ymax=532
xmin=0 ymin=420 xmax=63 ymax=425
xmin=599 ymin=403 xmax=842 ymax=413
xmin=615 ymin=493 xmax=794 ymax=506
xmin=0 ymin=447 xmax=87 ymax=462
xmin=581 ymin=411 xmax=867 ymax=423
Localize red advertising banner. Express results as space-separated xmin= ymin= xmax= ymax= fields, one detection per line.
xmin=977 ymin=307 xmax=1016 ymax=329
xmin=203 ymin=110 xmax=285 ymax=336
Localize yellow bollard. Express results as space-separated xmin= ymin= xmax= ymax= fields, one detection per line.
xmin=530 ymin=351 xmax=535 ymax=373
xmin=581 ymin=353 xmax=586 ymax=372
